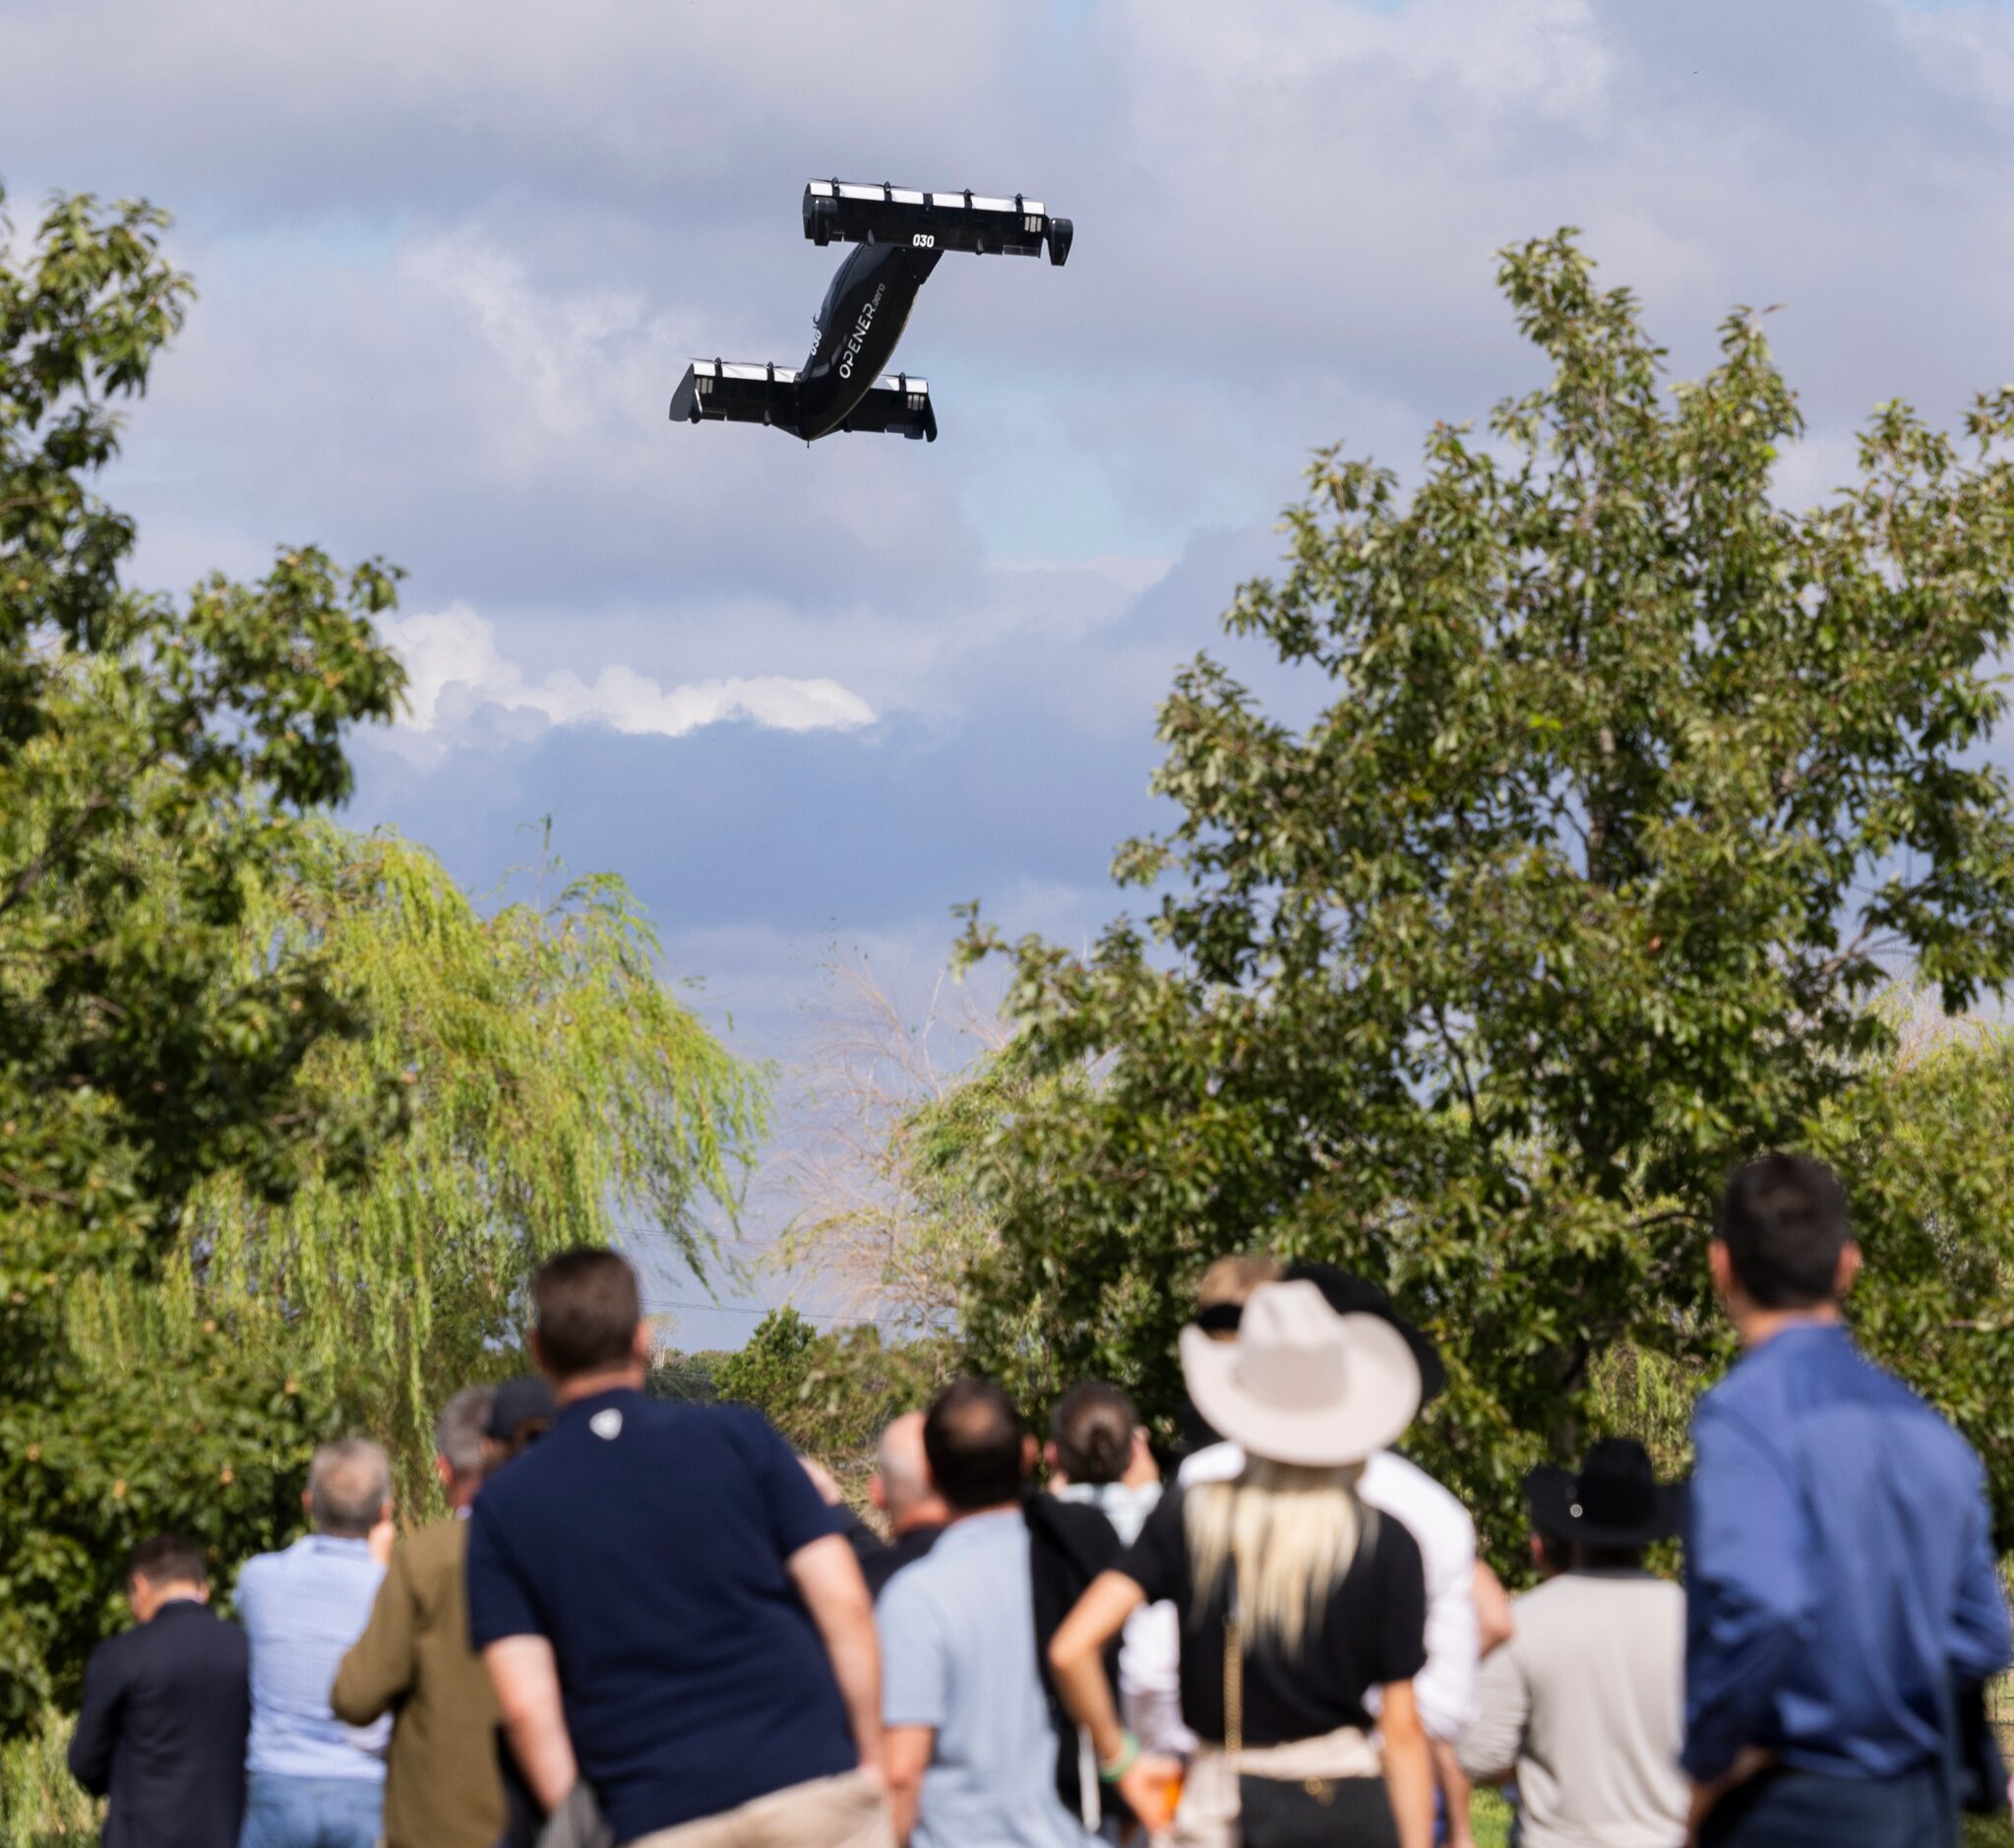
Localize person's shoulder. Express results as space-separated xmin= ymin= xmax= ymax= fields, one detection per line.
xmin=696 ymin=1397 xmax=772 ymax=1445
xmin=1863 ymin=1366 xmax=1988 ymax=1481
xmin=233 ymin=1544 xmax=286 ymax=1596
xmin=184 ymin=1606 xmax=252 ymax=1666
xmin=1030 ymin=1490 xmax=1122 ymax=1552
xmin=401 ymin=1515 xmax=468 ymax=1572
xmin=86 ymin=1622 xmax=144 ymax=1674
xmin=1362 ymin=1452 xmax=1475 ymax=1550
xmin=877 ymin=1541 xmax=956 ymax=1631
xmin=1364 ymin=1500 xmax=1426 ymax=1577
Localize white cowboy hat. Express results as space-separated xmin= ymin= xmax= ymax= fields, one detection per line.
xmin=1180 ymin=1279 xmax=1423 ymax=1468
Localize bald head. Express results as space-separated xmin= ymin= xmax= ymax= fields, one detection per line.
xmin=871 ymin=1411 xmax=948 ymax=1536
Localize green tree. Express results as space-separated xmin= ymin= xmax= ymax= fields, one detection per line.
xmin=715 ymin=1306 xmax=955 ymax=1470
xmin=955 ymin=231 xmax=2014 ymax=1555
xmin=1 ymin=186 xmax=406 ymax=1728
xmin=68 ymin=825 xmax=769 ymax=1509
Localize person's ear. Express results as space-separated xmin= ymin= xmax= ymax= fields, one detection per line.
xmin=632 ymin=1321 xmax=653 ymax=1363
xmin=868 ymin=1474 xmax=888 ymax=1512
xmin=1836 ymin=1241 xmax=1862 ymax=1299
xmin=528 ymin=1327 xmax=547 ymax=1372
xmin=301 ymin=1488 xmax=314 ymax=1517
xmin=1020 ymin=1433 xmax=1039 ymax=1478
xmin=1707 ymin=1239 xmax=1736 ymax=1307
xmin=1043 ymin=1441 xmax=1061 ymax=1474
xmin=434 ymin=1454 xmax=454 ymax=1494
xmin=193 ymin=1582 xmax=213 ymax=1605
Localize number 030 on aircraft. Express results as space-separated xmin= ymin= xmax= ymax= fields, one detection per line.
xmin=668 ymin=179 xmax=1073 ymax=444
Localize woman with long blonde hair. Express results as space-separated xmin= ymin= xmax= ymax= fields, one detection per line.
xmin=1049 ymin=1280 xmax=1434 ymax=1847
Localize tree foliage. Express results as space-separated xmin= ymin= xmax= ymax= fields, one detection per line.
xmin=715 ymin=1307 xmax=956 ymax=1467
xmin=0 ymin=185 xmax=407 ymax=1729
xmin=0 ymin=185 xmax=765 ymax=1725
xmin=955 ymin=231 xmax=2014 ymax=1554
xmin=69 ymin=826 xmax=768 ymax=1509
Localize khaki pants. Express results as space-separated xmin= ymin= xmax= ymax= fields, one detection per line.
xmin=625 ymin=1770 xmax=892 ymax=1848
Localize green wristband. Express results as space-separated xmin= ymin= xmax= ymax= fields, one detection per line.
xmin=1098 ymin=1732 xmax=1141 ymax=1784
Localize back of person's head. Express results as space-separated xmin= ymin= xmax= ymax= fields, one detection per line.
xmin=924 ymin=1378 xmax=1026 ymax=1513
xmin=128 ymin=1532 xmax=208 ymax=1591
xmin=1194 ymin=1253 xmax=1283 ymax=1338
xmin=873 ymin=1410 xmax=937 ymax=1524
xmin=1716 ymin=1154 xmax=1854 ymax=1308
xmin=435 ymin=1384 xmax=494 ymax=1489
xmin=532 ymin=1247 xmax=642 ymax=1381
xmin=485 ymin=1374 xmax=558 ymax=1463
xmin=309 ymin=1438 xmax=393 ymax=1537
xmin=1050 ymin=1382 xmax=1138 ymax=1486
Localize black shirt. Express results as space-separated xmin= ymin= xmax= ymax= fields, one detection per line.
xmin=68 ymin=1601 xmax=251 ymax=1848
xmin=862 ymin=1520 xmax=946 ymax=1598
xmin=1117 ymin=1485 xmax=1427 ymax=1746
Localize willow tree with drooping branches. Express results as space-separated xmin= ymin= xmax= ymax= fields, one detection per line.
xmin=69 ymin=823 xmax=768 ymax=1509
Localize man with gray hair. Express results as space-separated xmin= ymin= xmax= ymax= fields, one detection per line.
xmin=335 ymin=1386 xmax=506 ymax=1848
xmin=236 ymin=1437 xmax=395 ymax=1848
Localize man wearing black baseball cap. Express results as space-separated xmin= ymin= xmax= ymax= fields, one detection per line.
xmin=1459 ymin=1439 xmax=1688 ymax=1848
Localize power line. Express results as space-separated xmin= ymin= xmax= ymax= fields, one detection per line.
xmin=647 ymin=1296 xmax=908 ymax=1330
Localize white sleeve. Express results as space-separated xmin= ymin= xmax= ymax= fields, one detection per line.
xmin=1359 ymin=1453 xmax=1479 ymax=1742
xmin=1118 ymin=1601 xmax=1194 ymax=1757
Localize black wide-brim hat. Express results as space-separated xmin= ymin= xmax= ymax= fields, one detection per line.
xmin=1525 ymin=1437 xmax=1685 ymax=1548
xmin=1284 ymin=1262 xmax=1447 ymax=1407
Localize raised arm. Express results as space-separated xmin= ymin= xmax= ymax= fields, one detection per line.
xmin=332 ymin=1548 xmax=417 ymax=1725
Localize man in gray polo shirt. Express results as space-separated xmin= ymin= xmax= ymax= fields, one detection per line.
xmin=1459 ymin=1440 xmax=1688 ymax=1848
xmin=879 ymin=1380 xmax=1086 ymax=1848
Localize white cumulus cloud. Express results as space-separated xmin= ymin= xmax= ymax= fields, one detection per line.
xmin=378 ymin=604 xmax=877 ymax=758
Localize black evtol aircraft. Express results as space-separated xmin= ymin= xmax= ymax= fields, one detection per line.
xmin=668 ymin=180 xmax=1072 ymax=443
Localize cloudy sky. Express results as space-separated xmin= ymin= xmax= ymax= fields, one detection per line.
xmin=6 ymin=0 xmax=2013 ymax=1342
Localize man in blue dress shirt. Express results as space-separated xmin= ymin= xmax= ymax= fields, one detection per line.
xmin=1684 ymin=1153 xmax=2011 ymax=1846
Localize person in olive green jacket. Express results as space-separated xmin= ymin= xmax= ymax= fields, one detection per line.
xmin=333 ymin=1386 xmax=505 ymax=1848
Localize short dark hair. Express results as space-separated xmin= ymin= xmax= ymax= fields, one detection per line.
xmin=1716 ymin=1154 xmax=1853 ymax=1309
xmin=128 ymin=1533 xmax=208 ymax=1589
xmin=924 ymin=1378 xmax=1026 ymax=1512
xmin=533 ymin=1248 xmax=641 ymax=1380
xmin=1050 ymin=1382 xmax=1137 ymax=1485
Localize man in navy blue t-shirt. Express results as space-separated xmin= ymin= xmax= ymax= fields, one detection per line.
xmin=468 ymin=1250 xmax=891 ymax=1846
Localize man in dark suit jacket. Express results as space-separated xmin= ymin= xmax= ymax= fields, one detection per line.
xmin=69 ymin=1532 xmax=251 ymax=1848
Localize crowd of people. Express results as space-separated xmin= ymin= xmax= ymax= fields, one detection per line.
xmin=66 ymin=1153 xmax=2013 ymax=1847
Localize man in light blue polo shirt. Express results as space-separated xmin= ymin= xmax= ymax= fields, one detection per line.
xmin=880 ymin=1380 xmax=1086 ymax=1848
xmin=235 ymin=1438 xmax=393 ymax=1848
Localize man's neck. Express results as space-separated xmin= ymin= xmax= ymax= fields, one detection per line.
xmin=946 ymin=1501 xmax=1020 ymax=1526
xmin=891 ymin=1506 xmax=950 ymax=1539
xmin=1737 ymin=1301 xmax=1843 ymax=1350
xmin=553 ymin=1366 xmax=645 ymax=1406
